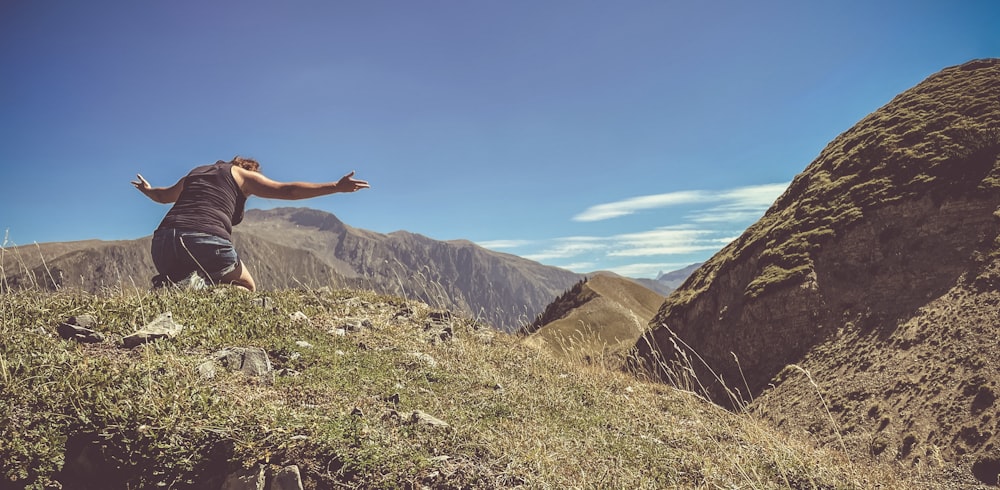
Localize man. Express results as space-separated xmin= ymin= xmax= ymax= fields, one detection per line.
xmin=132 ymin=156 xmax=369 ymax=290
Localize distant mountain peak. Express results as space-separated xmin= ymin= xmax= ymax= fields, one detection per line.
xmin=246 ymin=207 xmax=348 ymax=233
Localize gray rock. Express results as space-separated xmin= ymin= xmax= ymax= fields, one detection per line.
xmin=270 ymin=465 xmax=303 ymax=490
xmin=409 ymin=352 xmax=437 ymax=368
xmin=67 ymin=314 xmax=98 ymax=329
xmin=290 ymin=311 xmax=309 ymax=323
xmin=294 ymin=340 xmax=313 ymax=348
xmin=211 ymin=347 xmax=272 ymax=378
xmin=197 ymin=360 xmax=217 ymax=380
xmin=343 ymin=319 xmax=372 ymax=332
xmin=57 ymin=322 xmax=105 ymax=343
xmin=123 ymin=312 xmax=183 ymax=348
xmin=410 ymin=410 xmax=450 ymax=428
xmin=221 ymin=464 xmax=265 ymax=490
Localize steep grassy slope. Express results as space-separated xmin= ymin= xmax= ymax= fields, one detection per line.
xmin=630 ymin=59 xmax=1000 ymax=483
xmin=522 ymin=273 xmax=664 ymax=364
xmin=0 ymin=287 xmax=952 ymax=489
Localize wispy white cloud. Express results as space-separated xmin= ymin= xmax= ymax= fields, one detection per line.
xmin=573 ymin=190 xmax=713 ymax=222
xmin=573 ymin=182 xmax=789 ymax=222
xmin=476 ymin=239 xmax=533 ymax=249
xmin=557 ymin=261 xmax=598 ymax=272
xmin=522 ymin=236 xmax=605 ymax=261
xmin=480 ymin=182 xmax=788 ymax=277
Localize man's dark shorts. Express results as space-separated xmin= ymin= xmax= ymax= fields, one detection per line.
xmin=151 ymin=228 xmax=240 ymax=287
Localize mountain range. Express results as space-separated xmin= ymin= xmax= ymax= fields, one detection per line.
xmin=1 ymin=207 xmax=584 ymax=332
xmin=0 ymin=207 xmax=694 ymax=333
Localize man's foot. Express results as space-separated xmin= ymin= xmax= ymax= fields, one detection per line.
xmin=175 ymin=272 xmax=207 ymax=290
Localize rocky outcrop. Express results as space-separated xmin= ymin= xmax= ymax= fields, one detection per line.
xmin=630 ymin=59 xmax=1000 ymax=477
xmin=123 ymin=312 xmax=184 ymax=348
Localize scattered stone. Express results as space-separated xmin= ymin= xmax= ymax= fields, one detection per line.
xmin=57 ymin=322 xmax=105 ymax=344
xmin=276 ymin=368 xmax=300 ymax=377
xmin=294 ymin=340 xmax=313 ymax=348
xmin=343 ymin=320 xmax=367 ymax=332
xmin=211 ymin=347 xmax=273 ymax=378
xmin=275 ymin=351 xmax=301 ymax=363
xmin=410 ymin=410 xmax=450 ymax=428
xmin=335 ymin=350 xmax=346 ymax=356
xmin=270 ymin=465 xmax=304 ymax=490
xmin=123 ymin=312 xmax=183 ymax=348
xmin=409 ymin=352 xmax=438 ymax=368
xmin=221 ymin=464 xmax=265 ymax=490
xmin=197 ymin=360 xmax=217 ymax=380
xmin=394 ymin=305 xmax=415 ymax=318
xmin=351 ymin=407 xmax=364 ymax=417
xmin=67 ymin=314 xmax=98 ymax=329
xmin=330 ymin=328 xmax=347 ymax=337
xmin=289 ymin=435 xmax=309 ymax=442
xmin=290 ymin=311 xmax=309 ymax=323
xmin=251 ymin=297 xmax=269 ymax=309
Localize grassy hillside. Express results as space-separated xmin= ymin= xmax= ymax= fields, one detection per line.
xmin=524 ymin=274 xmax=664 ymax=365
xmin=0 ymin=286 xmax=947 ymax=489
xmin=630 ymin=58 xmax=1000 ymax=486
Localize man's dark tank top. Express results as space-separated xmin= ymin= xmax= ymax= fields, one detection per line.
xmin=157 ymin=162 xmax=247 ymax=240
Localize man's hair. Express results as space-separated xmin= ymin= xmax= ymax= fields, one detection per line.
xmin=230 ymin=156 xmax=261 ymax=172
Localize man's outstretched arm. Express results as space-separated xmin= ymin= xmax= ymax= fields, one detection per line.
xmin=236 ymin=168 xmax=370 ymax=200
xmin=131 ymin=174 xmax=185 ymax=204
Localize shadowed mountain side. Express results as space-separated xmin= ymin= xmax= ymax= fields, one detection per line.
xmin=0 ymin=239 xmax=155 ymax=291
xmin=523 ymin=273 xmax=664 ymax=364
xmin=1 ymin=207 xmax=583 ymax=332
xmin=628 ymin=58 xmax=1000 ymax=480
xmin=239 ymin=208 xmax=584 ymax=331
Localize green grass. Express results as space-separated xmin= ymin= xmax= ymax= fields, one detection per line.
xmin=661 ymin=60 xmax=1000 ymax=312
xmin=2 ymin=286 xmax=925 ymax=489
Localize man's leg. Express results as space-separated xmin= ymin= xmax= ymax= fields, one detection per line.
xmin=219 ymin=260 xmax=256 ymax=291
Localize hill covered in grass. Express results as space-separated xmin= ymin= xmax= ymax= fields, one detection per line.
xmin=631 ymin=58 xmax=1000 ymax=484
xmin=0 ymin=286 xmax=953 ymax=489
xmin=521 ymin=273 xmax=664 ymax=365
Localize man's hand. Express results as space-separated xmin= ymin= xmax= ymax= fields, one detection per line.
xmin=131 ymin=174 xmax=151 ymax=192
xmin=335 ymin=171 xmax=370 ymax=193
xmin=131 ymin=173 xmax=184 ymax=203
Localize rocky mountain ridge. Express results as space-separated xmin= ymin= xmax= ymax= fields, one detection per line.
xmin=629 ymin=58 xmax=1000 ymax=483
xmin=0 ymin=207 xmax=583 ymax=332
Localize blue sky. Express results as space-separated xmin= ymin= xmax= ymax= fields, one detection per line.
xmin=1 ymin=1 xmax=997 ymax=278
